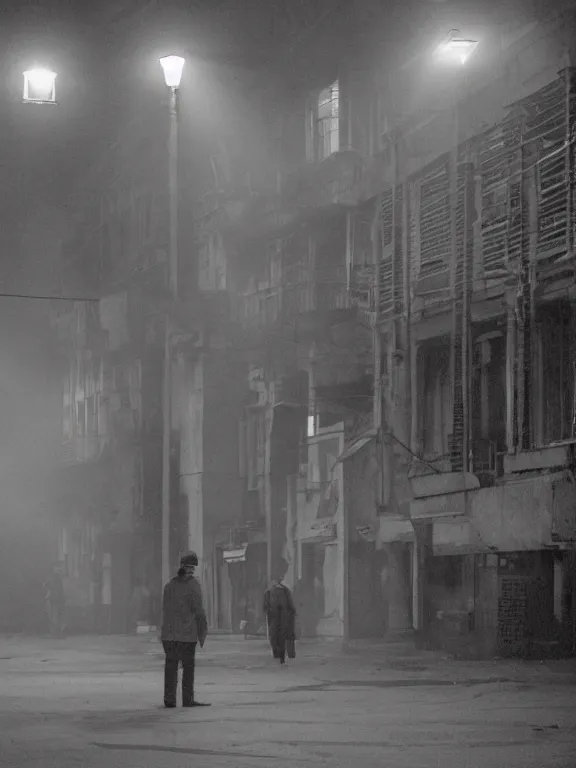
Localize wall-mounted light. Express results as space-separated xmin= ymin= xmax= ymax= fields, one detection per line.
xmin=23 ymin=68 xmax=57 ymax=104
xmin=434 ymin=30 xmax=478 ymax=66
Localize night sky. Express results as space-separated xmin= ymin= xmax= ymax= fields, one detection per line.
xmin=0 ymin=0 xmax=351 ymax=276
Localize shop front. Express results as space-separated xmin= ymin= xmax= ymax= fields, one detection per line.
xmin=218 ymin=536 xmax=267 ymax=634
xmin=411 ymin=469 xmax=576 ymax=658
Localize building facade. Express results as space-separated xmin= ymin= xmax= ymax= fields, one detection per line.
xmin=50 ymin=0 xmax=576 ymax=653
xmin=190 ymin=1 xmax=576 ymax=653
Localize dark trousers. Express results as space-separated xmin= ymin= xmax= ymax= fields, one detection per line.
xmin=162 ymin=640 xmax=197 ymax=706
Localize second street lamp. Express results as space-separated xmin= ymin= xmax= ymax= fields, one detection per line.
xmin=160 ymin=54 xmax=185 ymax=589
xmin=434 ymin=30 xmax=478 ymax=66
xmin=23 ymin=68 xmax=57 ymax=104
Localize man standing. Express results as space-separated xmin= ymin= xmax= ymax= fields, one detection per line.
xmin=263 ymin=577 xmax=297 ymax=665
xmin=161 ymin=551 xmax=210 ymax=708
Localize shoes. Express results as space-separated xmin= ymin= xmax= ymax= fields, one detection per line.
xmin=164 ymin=702 xmax=176 ymax=709
xmin=183 ymin=701 xmax=211 ymax=707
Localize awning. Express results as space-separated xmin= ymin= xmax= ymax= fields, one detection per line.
xmin=432 ymin=519 xmax=483 ymax=555
xmin=335 ymin=428 xmax=378 ymax=463
xmin=378 ymin=518 xmax=414 ymax=544
xmin=410 ymin=489 xmax=470 ymax=521
xmin=223 ymin=546 xmax=247 ymax=564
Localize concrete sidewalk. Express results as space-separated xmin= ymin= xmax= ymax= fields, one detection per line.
xmin=2 ymin=632 xmax=576 ymax=768
xmin=2 ymin=631 xmax=575 ymax=686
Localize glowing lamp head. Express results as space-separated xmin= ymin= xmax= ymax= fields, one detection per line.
xmin=159 ymin=55 xmax=185 ymax=89
xmin=434 ymin=31 xmax=478 ymax=66
xmin=23 ymin=68 xmax=57 ymax=103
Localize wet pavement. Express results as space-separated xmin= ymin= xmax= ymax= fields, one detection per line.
xmin=0 ymin=633 xmax=575 ymax=767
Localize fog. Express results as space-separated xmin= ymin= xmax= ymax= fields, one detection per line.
xmin=0 ymin=215 xmax=64 ymax=633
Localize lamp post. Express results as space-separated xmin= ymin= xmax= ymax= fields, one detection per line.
xmin=22 ymin=68 xmax=58 ymax=104
xmin=159 ymin=54 xmax=185 ymax=589
xmin=411 ymin=31 xmax=479 ymax=639
xmin=434 ymin=30 xmax=477 ymax=474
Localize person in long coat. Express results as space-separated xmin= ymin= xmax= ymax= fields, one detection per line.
xmin=161 ymin=552 xmax=210 ymax=708
xmin=263 ymin=578 xmax=296 ymax=665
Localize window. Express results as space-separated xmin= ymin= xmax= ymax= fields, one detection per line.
xmin=538 ymin=300 xmax=576 ymax=444
xmin=428 ymin=556 xmax=463 ymax=590
xmin=308 ymin=81 xmax=340 ymax=162
xmin=418 ymin=339 xmax=451 ymax=459
xmin=307 ymin=414 xmax=317 ymax=438
xmin=471 ymin=333 xmax=506 ymax=444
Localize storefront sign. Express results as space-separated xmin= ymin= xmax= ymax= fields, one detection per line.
xmin=223 ymin=547 xmax=247 ymax=564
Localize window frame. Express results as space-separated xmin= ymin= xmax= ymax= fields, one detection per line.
xmin=306 ymin=79 xmax=340 ymax=163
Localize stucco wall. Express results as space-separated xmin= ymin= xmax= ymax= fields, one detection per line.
xmin=472 ymin=472 xmax=576 ymax=550
xmin=431 ymin=471 xmax=576 ymax=552
xmin=317 ymin=543 xmax=343 ymax=635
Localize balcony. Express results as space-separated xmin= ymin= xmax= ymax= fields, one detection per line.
xmin=50 ymin=302 xmax=104 ymax=351
xmin=197 ymin=186 xmax=253 ymax=236
xmin=284 ymin=150 xmax=364 ymax=212
xmin=239 ymin=264 xmax=350 ymax=334
xmin=350 ymin=263 xmax=375 ymax=314
xmin=470 ymin=438 xmax=505 ymax=488
xmin=62 ymin=435 xmax=107 ymax=466
xmin=196 ymin=175 xmax=298 ymax=245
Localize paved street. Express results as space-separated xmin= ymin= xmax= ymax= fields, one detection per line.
xmin=0 ymin=634 xmax=575 ymax=768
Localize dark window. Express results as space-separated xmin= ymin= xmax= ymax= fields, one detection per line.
xmin=418 ymin=338 xmax=451 ymax=459
xmin=428 ymin=556 xmax=463 ymax=590
xmin=538 ymin=300 xmax=576 ymax=444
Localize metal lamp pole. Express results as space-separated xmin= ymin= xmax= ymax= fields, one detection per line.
xmin=159 ymin=55 xmax=185 ymax=589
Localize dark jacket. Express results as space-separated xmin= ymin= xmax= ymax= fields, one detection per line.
xmin=264 ymin=583 xmax=296 ymax=641
xmin=161 ymin=572 xmax=207 ymax=646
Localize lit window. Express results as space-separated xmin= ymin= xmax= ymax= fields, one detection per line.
xmin=317 ymin=81 xmax=339 ymax=160
xmin=307 ymin=414 xmax=317 ymax=438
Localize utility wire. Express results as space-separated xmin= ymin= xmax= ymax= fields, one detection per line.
xmin=0 ymin=292 xmax=99 ymax=302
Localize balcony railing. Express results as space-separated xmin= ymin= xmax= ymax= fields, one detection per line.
xmin=239 ymin=265 xmax=349 ymax=330
xmin=284 ymin=150 xmax=364 ymax=210
xmin=350 ymin=264 xmax=375 ymax=311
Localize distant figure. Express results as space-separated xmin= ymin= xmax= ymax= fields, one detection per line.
xmin=263 ymin=577 xmax=296 ymax=665
xmin=44 ymin=563 xmax=65 ymax=637
xmin=161 ymin=552 xmax=210 ymax=708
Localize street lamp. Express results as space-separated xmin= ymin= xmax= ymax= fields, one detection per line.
xmin=23 ymin=68 xmax=57 ymax=104
xmin=434 ymin=30 xmax=478 ymax=66
xmin=435 ymin=30 xmax=477 ymax=477
xmin=159 ymin=54 xmax=184 ymax=589
xmin=159 ymin=55 xmax=185 ymax=90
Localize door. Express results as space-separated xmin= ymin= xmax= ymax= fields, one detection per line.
xmin=348 ymin=541 xmax=382 ymax=638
